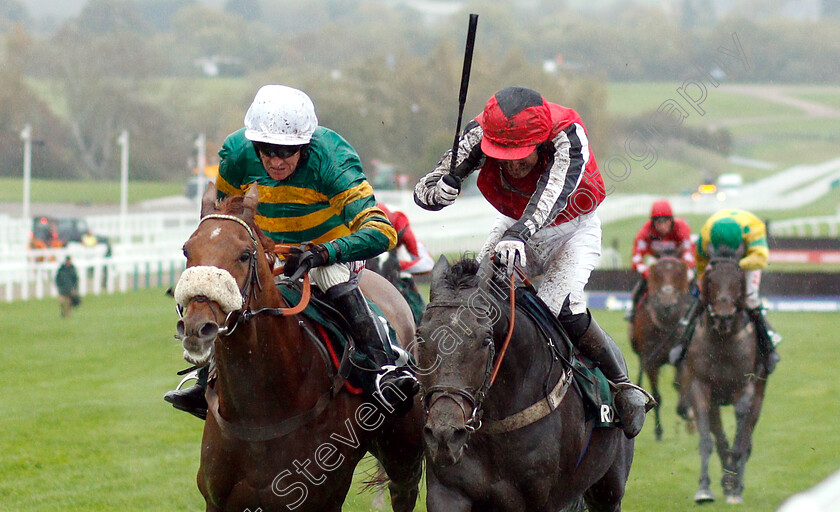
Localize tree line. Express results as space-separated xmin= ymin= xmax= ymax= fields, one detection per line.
xmin=0 ymin=0 xmax=836 ymax=184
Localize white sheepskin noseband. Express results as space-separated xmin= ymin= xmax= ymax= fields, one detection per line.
xmin=174 ymin=265 xmax=244 ymax=313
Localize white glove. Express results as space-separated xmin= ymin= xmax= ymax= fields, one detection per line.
xmin=434 ymin=179 xmax=459 ymax=206
xmin=494 ymin=238 xmax=527 ymax=276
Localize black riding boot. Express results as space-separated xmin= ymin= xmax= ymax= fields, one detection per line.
xmin=624 ymin=278 xmax=647 ymax=322
xmin=164 ymin=365 xmax=209 ymax=420
xmin=328 ymin=283 xmax=419 ymax=416
xmin=747 ymin=307 xmax=782 ymax=374
xmin=565 ymin=310 xmax=654 ymax=438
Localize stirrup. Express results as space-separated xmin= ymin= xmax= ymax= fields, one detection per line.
xmin=174 ymin=369 xmax=199 ymax=391
xmin=374 ymin=365 xmax=419 ymax=412
xmin=615 ymin=382 xmax=657 ymax=412
xmin=613 ymin=383 xmax=652 ymax=438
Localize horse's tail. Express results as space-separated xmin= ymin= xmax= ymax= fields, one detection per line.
xmin=361 ymin=458 xmax=426 ymax=509
xmin=359 ymin=459 xmax=390 ymax=494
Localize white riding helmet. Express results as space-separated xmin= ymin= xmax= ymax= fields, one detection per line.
xmin=243 ymin=85 xmax=318 ymax=145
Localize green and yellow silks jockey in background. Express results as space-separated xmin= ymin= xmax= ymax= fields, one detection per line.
xmin=670 ymin=208 xmax=782 ymax=374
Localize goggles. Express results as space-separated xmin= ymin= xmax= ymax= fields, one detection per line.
xmin=254 ymin=142 xmax=302 ymax=159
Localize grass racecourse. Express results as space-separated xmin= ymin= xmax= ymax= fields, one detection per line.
xmin=1 ymin=288 xmax=839 ymax=511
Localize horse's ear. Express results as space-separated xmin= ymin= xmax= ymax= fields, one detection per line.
xmin=200 ymin=181 xmax=217 ymax=218
xmin=243 ymin=183 xmax=259 ymax=222
xmin=476 ymin=253 xmax=494 ymax=290
xmin=429 ymin=255 xmax=450 ymax=301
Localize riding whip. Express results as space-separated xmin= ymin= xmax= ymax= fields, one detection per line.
xmin=442 ymin=13 xmax=479 ymax=189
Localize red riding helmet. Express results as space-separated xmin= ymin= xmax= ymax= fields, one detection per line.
xmin=477 ymin=86 xmax=552 ymax=160
xmin=650 ymin=199 xmax=674 ymax=219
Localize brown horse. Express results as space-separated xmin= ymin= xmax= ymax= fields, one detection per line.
xmin=175 ymin=183 xmax=424 ymax=512
xmin=677 ymin=257 xmax=767 ymax=505
xmin=416 ymin=255 xmax=634 ymax=512
xmin=629 ymin=256 xmax=692 ymax=440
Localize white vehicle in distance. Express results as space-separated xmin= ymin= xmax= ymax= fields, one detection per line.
xmin=716 ymin=173 xmax=743 ymax=200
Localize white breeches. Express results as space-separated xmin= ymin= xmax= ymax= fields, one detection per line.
xmin=309 ymin=261 xmax=365 ymax=290
xmin=479 ymin=211 xmax=602 ymax=316
xmin=745 ymin=269 xmax=762 ymax=309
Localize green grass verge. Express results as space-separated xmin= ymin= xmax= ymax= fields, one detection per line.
xmin=2 ymin=289 xmax=838 ymax=511
xmin=0 ymin=178 xmax=184 ymax=205
xmin=605 ymin=82 xmax=804 ymax=121
xmin=791 ymin=90 xmax=840 ymax=110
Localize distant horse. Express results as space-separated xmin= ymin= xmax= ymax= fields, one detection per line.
xmin=677 ymin=257 xmax=767 ymax=504
xmin=629 ymin=256 xmax=692 ymax=440
xmin=175 ymin=183 xmax=423 ymax=512
xmin=416 ymin=255 xmax=634 ymax=512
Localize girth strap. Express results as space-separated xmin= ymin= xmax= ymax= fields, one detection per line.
xmin=481 ymin=367 xmax=573 ymax=435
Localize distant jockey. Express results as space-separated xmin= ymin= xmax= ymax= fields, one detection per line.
xmin=626 ymin=199 xmax=695 ymax=322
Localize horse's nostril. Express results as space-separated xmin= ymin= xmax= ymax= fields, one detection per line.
xmin=199 ymin=322 xmax=219 ymax=339
xmin=451 ymin=427 xmax=469 ymax=447
xmin=423 ymin=426 xmax=440 ymax=450
xmin=177 ymin=319 xmax=186 ymax=337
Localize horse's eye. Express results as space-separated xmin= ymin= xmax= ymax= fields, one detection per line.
xmin=182 ymin=247 xmax=188 ymax=258
xmin=239 ymin=251 xmax=251 ymax=263
xmin=482 ymin=336 xmax=492 ymax=347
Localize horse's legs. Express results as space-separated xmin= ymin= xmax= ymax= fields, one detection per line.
xmin=725 ymin=382 xmax=766 ymax=503
xmin=369 ymin=408 xmax=424 ymax=512
xmin=647 ymin=366 xmax=663 ymax=441
xmin=690 ymin=385 xmax=716 ymax=503
xmin=426 ymin=469 xmax=473 ymax=512
xmin=581 ymin=436 xmax=632 ymax=512
xmin=635 ymin=356 xmax=644 ymax=387
xmin=709 ymin=406 xmax=730 ymax=464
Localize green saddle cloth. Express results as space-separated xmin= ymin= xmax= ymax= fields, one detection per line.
xmin=395 ymin=276 xmax=426 ymax=326
xmin=277 ymin=283 xmax=402 ymax=391
xmin=514 ymin=286 xmax=617 ymax=428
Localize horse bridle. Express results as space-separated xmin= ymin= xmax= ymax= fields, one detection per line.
xmin=420 ymin=300 xmax=496 ymax=432
xmin=703 ymin=258 xmax=745 ymax=327
xmin=177 ymin=213 xmax=310 ymax=336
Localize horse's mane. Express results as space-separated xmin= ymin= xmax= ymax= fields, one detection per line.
xmin=443 ymin=255 xmax=481 ymax=289
xmin=214 ymin=195 xmax=277 ymax=266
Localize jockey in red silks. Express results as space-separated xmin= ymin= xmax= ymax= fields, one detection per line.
xmin=376 ymin=202 xmax=434 ymax=276
xmin=626 ymin=199 xmax=696 ymax=321
xmin=414 ymin=86 xmax=653 ymax=438
xmin=376 ymin=202 xmax=432 ymax=324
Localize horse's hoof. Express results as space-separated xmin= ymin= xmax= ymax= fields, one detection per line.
xmin=694 ymin=489 xmax=716 ymax=504
xmin=726 ymin=495 xmax=744 ymax=505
